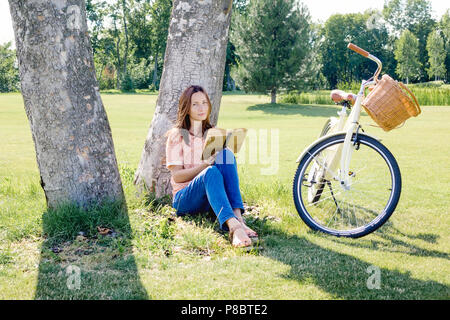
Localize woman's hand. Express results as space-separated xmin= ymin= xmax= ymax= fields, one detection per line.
xmin=202 ymin=150 xmax=219 ymax=166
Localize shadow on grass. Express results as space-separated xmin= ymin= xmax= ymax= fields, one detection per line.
xmin=262 ymin=233 xmax=449 ymax=299
xmin=300 ymin=198 xmax=447 ymax=259
xmin=311 ymin=201 xmax=447 ymax=259
xmin=241 ymin=213 xmax=449 ymax=299
xmin=315 ymin=223 xmax=449 ymax=260
xmin=34 ymin=200 xmax=148 ymax=300
xmin=172 ymin=208 xmax=449 ymax=299
xmin=247 ymin=103 xmax=371 ymax=119
xmin=247 ymin=103 xmax=340 ymax=117
xmin=100 ymin=89 xmax=158 ymax=95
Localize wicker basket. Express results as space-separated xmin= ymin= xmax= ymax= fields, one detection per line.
xmin=362 ymin=74 xmax=421 ymax=131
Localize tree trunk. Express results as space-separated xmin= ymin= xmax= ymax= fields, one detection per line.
xmin=225 ymin=64 xmax=231 ymax=91
xmin=122 ymin=0 xmax=129 ymax=76
xmin=113 ymin=17 xmax=121 ymax=89
xmin=271 ymin=88 xmax=277 ymax=104
xmin=152 ymin=54 xmax=158 ymax=88
xmin=134 ymin=0 xmax=233 ymax=198
xmin=97 ymin=62 xmax=106 ymax=87
xmin=9 ymin=0 xmax=124 ymax=209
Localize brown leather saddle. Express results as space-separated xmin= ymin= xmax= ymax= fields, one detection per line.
xmin=330 ymin=90 xmax=356 ymax=105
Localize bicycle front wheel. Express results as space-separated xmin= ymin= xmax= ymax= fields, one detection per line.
xmin=293 ymin=133 xmax=401 ymax=238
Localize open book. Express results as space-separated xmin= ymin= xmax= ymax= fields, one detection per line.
xmin=201 ymin=127 xmax=247 ymax=160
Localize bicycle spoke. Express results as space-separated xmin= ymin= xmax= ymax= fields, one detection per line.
xmin=352 ymin=201 xmax=358 ymax=227
xmin=326 ymin=204 xmax=340 ymax=227
xmin=294 ymin=133 xmax=401 ymax=236
xmin=356 ymin=188 xmax=392 ymax=201
xmin=304 ymin=176 xmax=381 ymax=201
xmin=305 ymin=189 xmax=343 ymax=207
xmin=307 ymin=151 xmax=338 ymax=179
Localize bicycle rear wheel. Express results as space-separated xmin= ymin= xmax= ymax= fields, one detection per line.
xmin=293 ymin=133 xmax=401 ymax=238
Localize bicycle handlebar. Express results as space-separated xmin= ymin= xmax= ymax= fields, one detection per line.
xmin=347 ymin=43 xmax=382 ymax=84
xmin=347 ymin=43 xmax=369 ymax=57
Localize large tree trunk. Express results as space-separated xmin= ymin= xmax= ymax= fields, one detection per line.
xmin=9 ymin=0 xmax=124 ymax=209
xmin=134 ymin=0 xmax=233 ymax=198
xmin=271 ymin=88 xmax=277 ymax=104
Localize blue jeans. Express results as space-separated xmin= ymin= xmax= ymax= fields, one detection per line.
xmin=172 ymin=148 xmax=244 ymax=231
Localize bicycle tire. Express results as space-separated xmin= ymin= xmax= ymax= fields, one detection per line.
xmin=293 ymin=133 xmax=401 ymax=238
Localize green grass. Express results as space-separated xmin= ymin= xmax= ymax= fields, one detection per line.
xmin=0 ymin=92 xmax=449 ymax=299
xmin=280 ymin=82 xmax=450 ymax=106
xmin=407 ymin=87 xmax=450 ymax=106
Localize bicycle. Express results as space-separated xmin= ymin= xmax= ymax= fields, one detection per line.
xmin=292 ymin=43 xmax=402 ymax=238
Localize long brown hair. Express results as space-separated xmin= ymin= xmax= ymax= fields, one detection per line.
xmin=165 ymin=85 xmax=214 ymax=145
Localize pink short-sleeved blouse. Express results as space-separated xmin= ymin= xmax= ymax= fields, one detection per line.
xmin=165 ymin=128 xmax=208 ymax=198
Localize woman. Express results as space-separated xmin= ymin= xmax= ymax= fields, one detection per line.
xmin=165 ymin=85 xmax=258 ymax=248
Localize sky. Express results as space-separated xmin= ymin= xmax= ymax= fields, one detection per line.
xmin=301 ymin=0 xmax=448 ymax=22
xmin=1 ymin=0 xmax=449 ymax=47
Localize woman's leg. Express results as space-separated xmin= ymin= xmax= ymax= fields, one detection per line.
xmin=173 ymin=166 xmax=251 ymax=247
xmin=173 ymin=165 xmax=236 ymax=231
xmin=213 ymin=148 xmax=245 ymax=215
xmin=213 ymin=148 xmax=258 ymax=237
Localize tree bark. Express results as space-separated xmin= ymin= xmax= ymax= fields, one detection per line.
xmin=134 ymin=0 xmax=233 ymax=198
xmin=152 ymin=54 xmax=158 ymax=88
xmin=113 ymin=15 xmax=121 ymax=89
xmin=122 ymin=0 xmax=129 ymax=76
xmin=9 ymin=0 xmax=124 ymax=209
xmin=271 ymin=88 xmax=277 ymax=104
xmin=225 ymin=64 xmax=231 ymax=91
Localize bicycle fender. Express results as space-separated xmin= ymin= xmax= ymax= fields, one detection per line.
xmin=295 ymin=132 xmax=382 ymax=163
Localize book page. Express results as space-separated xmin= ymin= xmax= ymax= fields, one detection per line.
xmin=201 ymin=128 xmax=227 ymax=160
xmin=224 ymin=128 xmax=247 ymax=154
xmin=201 ymin=128 xmax=247 ymax=160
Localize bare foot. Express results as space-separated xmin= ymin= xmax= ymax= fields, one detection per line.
xmin=237 ymin=218 xmax=258 ymax=238
xmin=242 ymin=224 xmax=258 ymax=238
xmin=227 ymin=218 xmax=252 ymax=247
xmin=230 ymin=227 xmax=252 ymax=247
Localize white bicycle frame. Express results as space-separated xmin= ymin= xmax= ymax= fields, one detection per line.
xmin=299 ymin=47 xmax=383 ymax=191
xmin=341 ymin=53 xmax=382 ymax=187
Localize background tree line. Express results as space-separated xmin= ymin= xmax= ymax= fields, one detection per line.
xmin=1 ymin=0 xmax=449 ymax=96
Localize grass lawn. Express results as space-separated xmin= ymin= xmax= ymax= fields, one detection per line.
xmin=0 ymin=92 xmax=449 ymax=299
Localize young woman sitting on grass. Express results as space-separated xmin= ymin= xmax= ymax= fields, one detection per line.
xmin=165 ymin=85 xmax=258 ymax=248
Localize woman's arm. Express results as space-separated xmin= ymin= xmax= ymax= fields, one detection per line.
xmin=168 ymin=151 xmax=218 ymax=183
xmin=169 ymin=163 xmax=209 ymax=183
